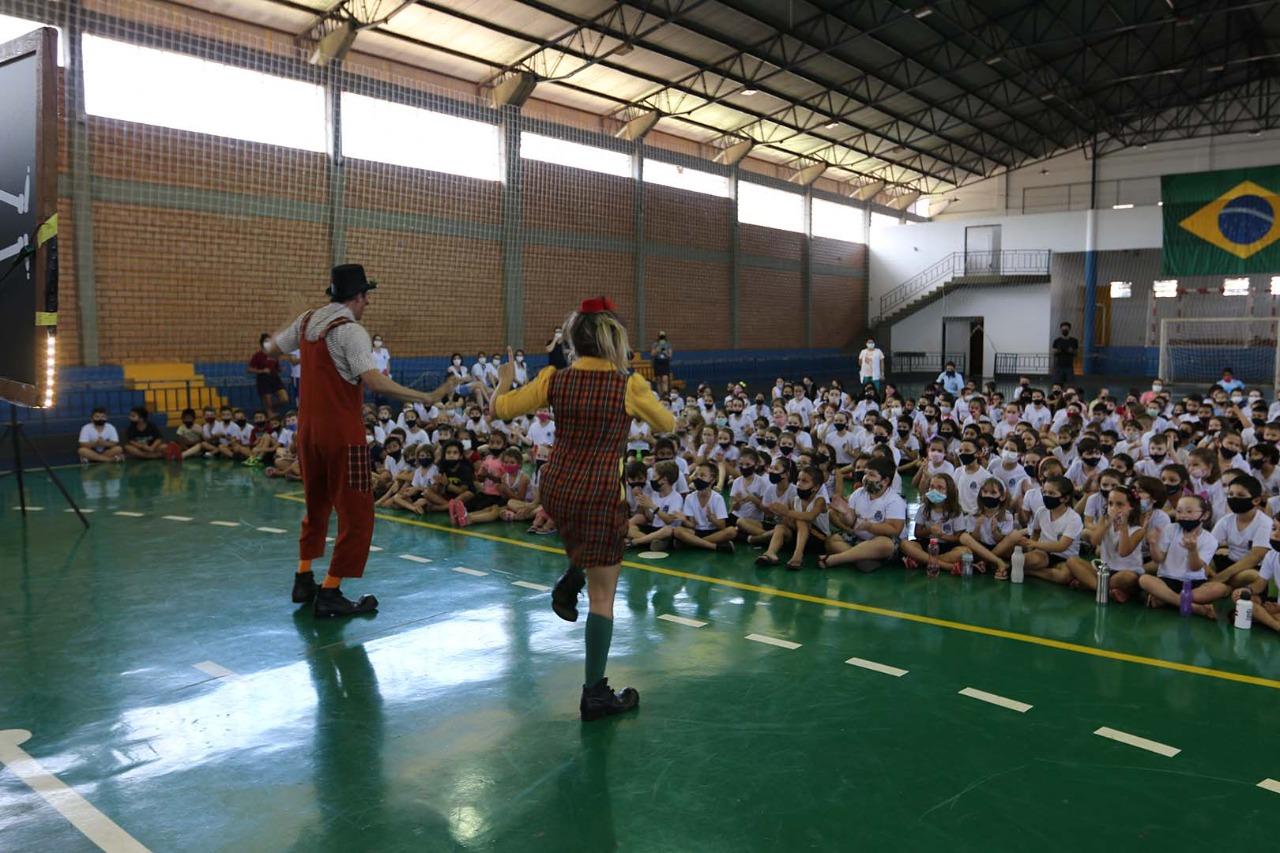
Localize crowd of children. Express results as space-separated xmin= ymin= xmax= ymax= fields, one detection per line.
xmin=77 ymin=354 xmax=1280 ymax=632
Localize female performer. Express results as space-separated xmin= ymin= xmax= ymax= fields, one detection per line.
xmin=491 ymin=297 xmax=674 ymax=721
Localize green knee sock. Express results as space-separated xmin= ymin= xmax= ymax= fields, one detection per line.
xmin=584 ymin=612 xmax=614 ymax=686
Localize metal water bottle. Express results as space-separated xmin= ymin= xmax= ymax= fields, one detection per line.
xmin=961 ymin=551 xmax=973 ymax=578
xmin=1010 ymin=546 xmax=1025 ymax=584
xmin=1093 ymin=559 xmax=1110 ymax=605
xmin=1179 ymin=577 xmax=1194 ymax=616
xmin=1234 ymin=590 xmax=1254 ymax=630
xmin=926 ymin=538 xmax=940 ymax=578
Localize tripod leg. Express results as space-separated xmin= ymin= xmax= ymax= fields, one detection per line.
xmin=9 ymin=408 xmax=25 ymax=513
xmin=18 ymin=424 xmax=89 ymax=529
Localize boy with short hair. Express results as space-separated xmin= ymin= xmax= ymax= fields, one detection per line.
xmin=123 ymin=407 xmax=165 ymax=460
xmin=77 ymin=407 xmax=124 ymax=463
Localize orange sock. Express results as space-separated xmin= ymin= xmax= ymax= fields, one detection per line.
xmin=321 ymin=575 xmax=341 ymax=589
xmin=297 ymin=559 xmax=312 ymax=575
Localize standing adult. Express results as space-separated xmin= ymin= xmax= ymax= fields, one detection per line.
xmin=936 ymin=360 xmax=965 ymax=396
xmin=265 ymin=264 xmax=455 ymax=618
xmin=249 ymin=333 xmax=289 ymax=418
xmin=370 ymin=333 xmax=392 ymax=406
xmin=858 ymin=337 xmax=885 ymax=394
xmin=651 ymin=331 xmax=673 ymax=395
xmin=491 ymin=296 xmax=674 ymax=720
xmin=546 ymin=326 xmax=569 ymax=369
xmin=1052 ymin=322 xmax=1079 ymax=387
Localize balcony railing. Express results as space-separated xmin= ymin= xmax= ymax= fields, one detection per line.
xmin=874 ymin=249 xmax=1051 ymax=323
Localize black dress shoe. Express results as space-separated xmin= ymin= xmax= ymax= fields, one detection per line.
xmin=580 ymin=677 xmax=639 ymax=721
xmin=292 ymin=572 xmax=318 ymax=604
xmin=551 ymin=566 xmax=586 ymax=622
xmin=313 ymin=587 xmax=379 ymax=618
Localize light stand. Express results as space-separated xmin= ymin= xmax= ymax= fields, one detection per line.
xmin=1 ymin=406 xmax=89 ymax=528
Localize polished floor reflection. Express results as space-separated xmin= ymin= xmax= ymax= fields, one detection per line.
xmin=1 ymin=464 xmax=1278 ymax=851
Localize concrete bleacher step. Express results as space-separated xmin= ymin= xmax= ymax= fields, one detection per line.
xmin=124 ymin=362 xmax=226 ymax=420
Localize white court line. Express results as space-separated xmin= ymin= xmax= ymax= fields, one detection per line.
xmin=161 ymin=515 xmax=192 ymax=522
xmin=368 ymin=545 xmax=383 ymax=552
xmin=846 ymin=657 xmax=908 ymax=677
xmin=0 ymin=729 xmax=151 ymax=852
xmin=257 ymin=527 xmax=287 ymax=534
xmin=192 ymin=661 xmax=237 ymax=680
xmin=452 ymin=566 xmax=487 ymax=577
xmin=12 ymin=506 xmax=44 ymax=510
xmin=1093 ymin=727 xmax=1180 ymax=757
xmin=745 ymin=633 xmax=801 ymax=650
xmin=658 ymin=614 xmax=707 ymax=628
xmin=209 ymin=521 xmax=240 ymax=527
xmin=512 ymin=580 xmax=552 ymax=592
xmin=398 ymin=554 xmax=432 ymax=564
xmin=65 ymin=508 xmax=94 ymax=513
xmin=325 ymin=536 xmax=334 ymax=542
xmin=113 ymin=511 xmax=144 ymax=517
xmin=959 ymin=687 xmax=1032 ymax=713
xmin=1258 ymin=778 xmax=1280 ymax=795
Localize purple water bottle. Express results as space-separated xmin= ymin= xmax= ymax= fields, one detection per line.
xmin=1179 ymin=576 xmax=1194 ymax=616
xmin=927 ymin=538 xmax=940 ymax=579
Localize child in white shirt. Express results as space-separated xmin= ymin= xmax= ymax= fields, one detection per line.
xmin=959 ymin=478 xmax=1022 ymax=578
xmin=820 ymin=457 xmax=906 ymax=572
xmin=900 ymin=473 xmax=969 ymax=573
xmin=1067 ymin=483 xmax=1146 ymax=602
xmin=1138 ymin=495 xmax=1230 ymax=618
xmin=755 ymin=464 xmax=829 ymax=570
xmin=673 ymin=463 xmax=738 ymax=553
xmin=1019 ymin=475 xmax=1083 ymax=585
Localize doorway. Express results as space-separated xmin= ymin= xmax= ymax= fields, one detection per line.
xmin=943 ymin=316 xmax=985 ymax=378
xmin=964 ymin=225 xmax=1001 ymax=275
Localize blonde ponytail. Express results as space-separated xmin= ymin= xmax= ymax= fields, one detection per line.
xmin=565 ymin=309 xmax=631 ymax=374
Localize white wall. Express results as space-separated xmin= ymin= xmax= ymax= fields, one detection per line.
xmin=889 ymin=284 xmax=1051 ymax=376
xmin=869 ymin=206 xmax=1160 ymax=307
xmin=926 ymin=128 xmax=1280 ymax=219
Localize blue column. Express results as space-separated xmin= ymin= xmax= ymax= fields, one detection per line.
xmin=1082 ymin=207 xmax=1098 ymax=375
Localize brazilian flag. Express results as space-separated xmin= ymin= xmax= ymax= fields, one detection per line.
xmin=1161 ymin=166 xmax=1280 ymax=275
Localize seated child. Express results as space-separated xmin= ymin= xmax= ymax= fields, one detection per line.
xmin=673 ymin=462 xmax=738 ymax=554
xmin=1067 ymin=483 xmax=1147 ymax=602
xmin=395 ymin=449 xmax=445 ymax=515
xmin=819 ymin=456 xmax=906 ymax=572
xmin=627 ymin=460 xmax=685 ymax=550
xmin=755 ymin=464 xmax=829 ymax=570
xmin=1018 ymin=476 xmax=1082 ymax=585
xmin=728 ymin=449 xmax=768 ymax=541
xmin=1208 ymin=473 xmax=1269 ymax=590
xmin=172 ymin=408 xmax=205 ymax=460
xmin=746 ymin=457 xmax=797 ymax=546
xmin=959 ymin=478 xmax=1022 ymax=578
xmin=900 ymin=472 xmax=969 ymax=573
xmin=1231 ymin=516 xmax=1280 ymax=633
xmin=1138 ymin=494 xmax=1231 ymax=619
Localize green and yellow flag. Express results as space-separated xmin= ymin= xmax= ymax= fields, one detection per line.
xmin=1161 ymin=166 xmax=1280 ymax=275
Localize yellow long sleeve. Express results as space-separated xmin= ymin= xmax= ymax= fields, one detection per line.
xmin=493 ymin=366 xmax=554 ymax=421
xmin=626 ymin=372 xmax=675 ymax=433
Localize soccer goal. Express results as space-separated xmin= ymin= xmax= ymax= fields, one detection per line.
xmin=1158 ymin=317 xmax=1280 ymax=389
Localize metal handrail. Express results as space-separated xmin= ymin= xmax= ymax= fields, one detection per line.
xmin=874 ymin=249 xmax=1051 ymax=323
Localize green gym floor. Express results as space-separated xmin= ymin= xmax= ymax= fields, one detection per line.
xmin=2 ymin=464 xmax=1278 ymax=852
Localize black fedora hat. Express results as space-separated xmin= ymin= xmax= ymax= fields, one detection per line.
xmin=327 ymin=264 xmax=378 ymax=301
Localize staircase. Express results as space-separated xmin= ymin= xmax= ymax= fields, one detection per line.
xmin=872 ymin=249 xmax=1052 ymax=327
xmin=123 ymin=362 xmax=227 ymax=421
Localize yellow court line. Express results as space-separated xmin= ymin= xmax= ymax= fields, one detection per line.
xmin=273 ymin=493 xmax=1280 ymax=692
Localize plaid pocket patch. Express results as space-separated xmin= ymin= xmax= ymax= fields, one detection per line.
xmin=346 ymin=444 xmax=372 ymax=492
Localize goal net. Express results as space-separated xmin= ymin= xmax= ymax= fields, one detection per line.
xmin=1158 ymin=318 xmax=1280 ymax=389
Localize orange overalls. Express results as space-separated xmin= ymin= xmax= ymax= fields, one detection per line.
xmin=296 ymin=311 xmax=374 ymax=578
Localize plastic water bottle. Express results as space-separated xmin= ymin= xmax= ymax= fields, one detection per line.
xmin=1093 ymin=559 xmax=1110 ymax=605
xmin=1179 ymin=577 xmax=1194 ymax=616
xmin=1234 ymin=590 xmax=1254 ymax=630
xmin=1010 ymin=546 xmax=1025 ymax=584
xmin=961 ymin=551 xmax=973 ymax=578
xmin=926 ymin=538 xmax=940 ymax=578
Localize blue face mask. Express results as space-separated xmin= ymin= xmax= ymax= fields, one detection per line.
xmin=925 ymin=489 xmax=946 ymax=505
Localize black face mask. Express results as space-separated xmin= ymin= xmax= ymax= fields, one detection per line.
xmin=1177 ymin=518 xmax=1201 ymax=532
xmin=1221 ymin=448 xmax=1238 ymax=460
xmin=419 ymin=458 xmax=433 ymax=467
xmin=816 ymin=454 xmax=830 ymax=466
xmin=1150 ymin=453 xmax=1166 ymax=462
xmin=1023 ymin=464 xmax=1038 ymax=478
xmin=1081 ymin=456 xmax=1100 ymax=467
xmin=388 ymin=450 xmax=402 ymax=459
xmin=739 ymin=466 xmax=755 ymax=477
xmin=405 ymin=420 xmax=418 ymax=428
xmin=1271 ymin=539 xmax=1280 ymax=553
xmin=1042 ymin=495 xmax=1062 ymax=510
xmin=235 ymin=418 xmax=248 ymax=426
xmin=795 ymin=486 xmax=814 ymax=500
xmin=1099 ymin=444 xmax=1115 ymax=454
xmin=851 ymin=471 xmax=866 ymax=483
xmin=835 ymin=423 xmax=847 ymax=432
xmin=1249 ymin=456 xmax=1264 ymax=469
xmin=767 ymin=472 xmax=782 ymax=484
xmin=692 ymin=478 xmax=712 ymax=491
xmin=896 ymin=428 xmax=910 ymax=436
xmin=873 ymin=435 xmax=889 ymax=444
xmin=940 ymin=431 xmax=955 ymax=441
xmin=780 ymin=446 xmax=794 ymax=456
xmin=786 ymin=425 xmax=800 ymax=433
xmin=763 ymin=439 xmax=778 ymax=448
xmin=958 ymin=452 xmax=976 ymax=466
xmin=650 ymin=479 xmax=663 ymax=491
xmin=979 ymin=495 xmax=1001 ymax=509
xmin=1227 ymin=496 xmax=1255 ymax=515
xmin=718 ymin=441 xmax=731 ymax=449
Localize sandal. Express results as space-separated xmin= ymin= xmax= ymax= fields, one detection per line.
xmin=1109 ymin=587 xmax=1130 ymax=604
xmin=755 ymin=554 xmax=780 ymax=567
xmin=816 ymin=555 xmax=829 ymax=569
xmin=993 ymin=563 xmax=1009 ymax=581
xmin=902 ymin=557 xmax=919 ymax=571
xmin=786 ymin=559 xmax=803 ymax=571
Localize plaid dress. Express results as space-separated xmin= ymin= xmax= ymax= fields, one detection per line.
xmin=540 ymin=367 xmax=630 ymax=568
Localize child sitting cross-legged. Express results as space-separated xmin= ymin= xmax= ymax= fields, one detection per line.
xmin=673 ymin=462 xmax=738 ymax=554
xmin=1138 ymin=494 xmax=1231 ymax=619
xmin=438 ymin=439 xmax=477 ymax=526
xmin=1231 ymin=516 xmax=1280 ymax=633
xmin=958 ymin=478 xmax=1022 ymax=579
xmin=394 ymin=448 xmax=445 ymax=515
xmin=1066 ymin=482 xmax=1147 ymax=602
xmin=900 ymin=472 xmax=969 ymax=573
xmin=818 ymin=456 xmax=906 ymax=572
xmin=627 ymin=460 xmax=685 ymax=550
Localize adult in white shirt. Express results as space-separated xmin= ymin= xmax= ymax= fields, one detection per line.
xmin=858 ymin=338 xmax=885 ymax=393
xmin=370 ymin=335 xmax=391 ymax=378
xmin=785 ymin=388 xmax=815 ymax=427
xmin=77 ymin=408 xmax=124 ymax=463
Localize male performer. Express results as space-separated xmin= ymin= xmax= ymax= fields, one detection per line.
xmin=266 ymin=264 xmax=455 ymax=617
